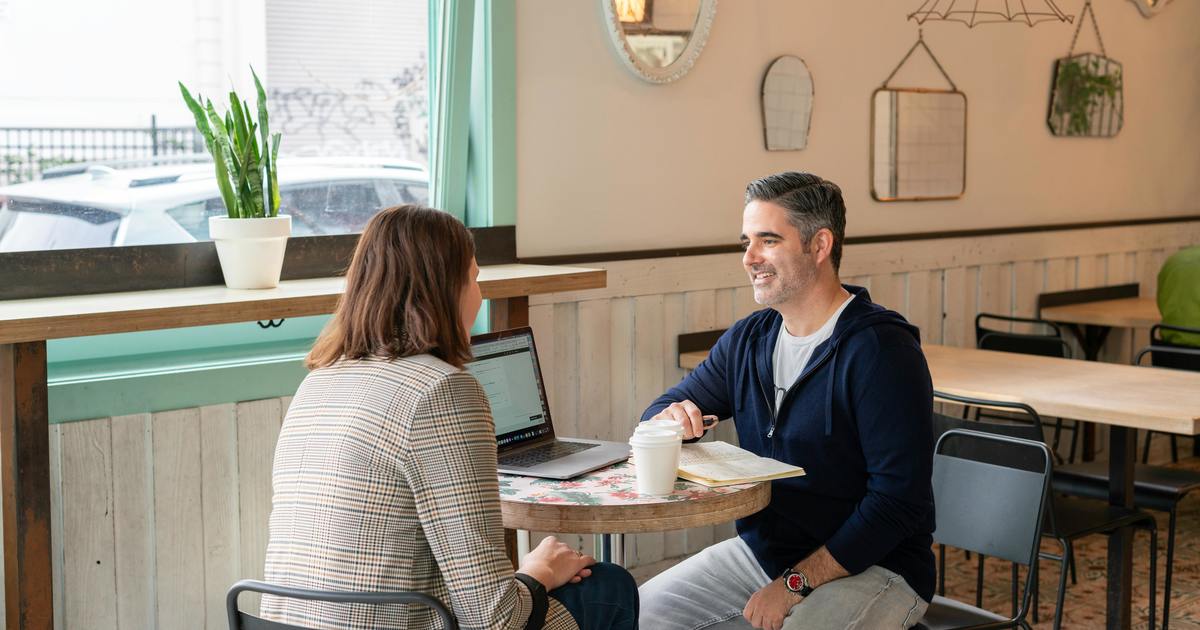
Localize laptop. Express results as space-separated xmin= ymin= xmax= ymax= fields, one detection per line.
xmin=467 ymin=327 xmax=630 ymax=479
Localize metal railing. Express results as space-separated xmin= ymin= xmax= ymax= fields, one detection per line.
xmin=0 ymin=117 xmax=203 ymax=186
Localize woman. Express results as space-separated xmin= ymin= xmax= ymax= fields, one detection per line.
xmin=261 ymin=205 xmax=638 ymax=629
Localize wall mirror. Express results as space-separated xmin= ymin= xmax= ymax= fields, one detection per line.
xmin=1130 ymin=0 xmax=1173 ymax=17
xmin=871 ymin=32 xmax=966 ymax=202
xmin=871 ymin=88 xmax=967 ymax=201
xmin=601 ymin=0 xmax=718 ymax=84
xmin=762 ymin=56 xmax=814 ymax=151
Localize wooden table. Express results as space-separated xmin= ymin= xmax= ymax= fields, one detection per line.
xmin=0 ymin=264 xmax=605 ymax=630
xmin=926 ymin=344 xmax=1199 ymax=630
xmin=1040 ymin=296 xmax=1161 ymax=330
xmin=681 ymin=343 xmax=1200 ymax=629
xmin=1040 ymin=296 xmax=1160 ymax=361
xmin=1041 ymin=296 xmax=1163 ymax=459
xmin=500 ymin=460 xmax=770 ymax=565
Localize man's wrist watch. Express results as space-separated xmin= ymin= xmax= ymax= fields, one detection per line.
xmin=781 ymin=567 xmax=814 ymax=597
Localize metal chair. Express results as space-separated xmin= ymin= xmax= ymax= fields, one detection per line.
xmin=915 ymin=429 xmax=1052 ymax=630
xmin=226 ymin=579 xmax=459 ymax=630
xmin=932 ymin=391 xmax=1158 ymax=630
xmin=974 ymin=313 xmax=1080 ymax=463
xmin=1138 ymin=324 xmax=1200 ymax=463
xmin=1054 ymin=330 xmax=1200 ymax=630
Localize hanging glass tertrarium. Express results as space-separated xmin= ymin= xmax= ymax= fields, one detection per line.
xmin=1048 ymin=54 xmax=1123 ymax=137
xmin=1047 ymin=1 xmax=1123 ymax=137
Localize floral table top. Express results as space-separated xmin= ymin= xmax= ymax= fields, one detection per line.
xmin=499 ymin=460 xmax=757 ymax=506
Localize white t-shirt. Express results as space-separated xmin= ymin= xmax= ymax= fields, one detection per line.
xmin=772 ymin=294 xmax=856 ymax=414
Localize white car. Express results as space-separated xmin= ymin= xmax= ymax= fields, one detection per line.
xmin=0 ymin=157 xmax=428 ymax=252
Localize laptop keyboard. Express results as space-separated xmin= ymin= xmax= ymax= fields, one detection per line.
xmin=500 ymin=441 xmax=598 ymax=468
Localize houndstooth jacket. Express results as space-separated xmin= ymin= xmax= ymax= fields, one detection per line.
xmin=261 ymin=353 xmax=579 ymax=630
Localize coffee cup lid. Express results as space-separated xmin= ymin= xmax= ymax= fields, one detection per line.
xmin=630 ymin=425 xmax=680 ymax=446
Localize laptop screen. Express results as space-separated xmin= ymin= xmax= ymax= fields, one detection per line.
xmin=466 ymin=330 xmax=553 ymax=448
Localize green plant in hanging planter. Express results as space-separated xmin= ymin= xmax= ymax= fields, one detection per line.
xmin=1051 ymin=54 xmax=1122 ymax=136
xmin=179 ymin=68 xmax=281 ymax=219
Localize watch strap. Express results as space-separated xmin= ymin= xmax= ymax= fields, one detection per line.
xmin=514 ymin=573 xmax=548 ymax=630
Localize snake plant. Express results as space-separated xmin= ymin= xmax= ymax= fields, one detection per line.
xmin=179 ymin=68 xmax=281 ymax=219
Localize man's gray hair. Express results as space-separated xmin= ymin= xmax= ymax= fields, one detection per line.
xmin=744 ymin=171 xmax=847 ymax=272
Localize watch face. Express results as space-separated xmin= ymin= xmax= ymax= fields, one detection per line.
xmin=785 ymin=572 xmax=805 ymax=593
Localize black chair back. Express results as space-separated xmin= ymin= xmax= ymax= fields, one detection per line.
xmin=975 ymin=313 xmax=1072 ymax=359
xmin=227 ymin=579 xmax=459 ymax=630
xmin=932 ymin=429 xmax=1052 ymax=625
xmin=1141 ymin=324 xmax=1200 ymax=372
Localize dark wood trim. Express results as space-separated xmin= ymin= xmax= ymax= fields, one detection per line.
xmin=519 ymin=215 xmax=1200 ymax=266
xmin=1036 ymin=283 xmax=1140 ymax=312
xmin=0 ymin=342 xmax=53 ymax=630
xmin=679 ymin=330 xmax=726 ymax=354
xmin=0 ymin=225 xmax=515 ymax=301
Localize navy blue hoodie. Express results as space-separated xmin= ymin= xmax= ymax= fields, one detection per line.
xmin=642 ymin=285 xmax=936 ymax=602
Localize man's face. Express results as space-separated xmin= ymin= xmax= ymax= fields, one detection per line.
xmin=741 ymin=200 xmax=818 ymax=308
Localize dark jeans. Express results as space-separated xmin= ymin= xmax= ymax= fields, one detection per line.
xmin=549 ymin=562 xmax=639 ymax=630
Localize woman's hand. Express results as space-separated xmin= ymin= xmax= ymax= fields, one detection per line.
xmin=518 ymin=536 xmax=596 ymax=590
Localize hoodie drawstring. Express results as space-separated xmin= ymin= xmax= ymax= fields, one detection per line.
xmin=825 ymin=345 xmax=837 ymax=436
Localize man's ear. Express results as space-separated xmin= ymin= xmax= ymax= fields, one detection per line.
xmin=811 ymin=228 xmax=835 ymax=266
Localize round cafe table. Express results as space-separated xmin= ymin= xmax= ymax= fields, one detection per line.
xmin=500 ymin=460 xmax=770 ymax=565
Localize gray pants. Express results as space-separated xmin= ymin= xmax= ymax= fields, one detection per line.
xmin=638 ymin=537 xmax=928 ymax=629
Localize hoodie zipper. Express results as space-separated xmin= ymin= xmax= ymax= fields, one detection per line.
xmin=766 ymin=345 xmax=836 ymax=439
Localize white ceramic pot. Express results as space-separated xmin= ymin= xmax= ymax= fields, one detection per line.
xmin=208 ymin=215 xmax=292 ymax=289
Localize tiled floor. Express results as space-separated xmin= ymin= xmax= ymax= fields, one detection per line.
xmin=632 ymin=455 xmax=1200 ymax=629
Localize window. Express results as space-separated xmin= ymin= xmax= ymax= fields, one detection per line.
xmin=0 ymin=0 xmax=430 ymax=253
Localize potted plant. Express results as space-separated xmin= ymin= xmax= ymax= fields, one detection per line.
xmin=179 ymin=68 xmax=289 ymax=289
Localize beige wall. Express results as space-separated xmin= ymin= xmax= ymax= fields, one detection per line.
xmin=515 ymin=1 xmax=1200 ymax=257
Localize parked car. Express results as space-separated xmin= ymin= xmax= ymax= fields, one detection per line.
xmin=0 ymin=157 xmax=428 ymax=252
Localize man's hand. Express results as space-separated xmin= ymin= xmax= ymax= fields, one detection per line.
xmin=743 ymin=578 xmax=802 ymax=630
xmin=651 ymin=400 xmax=709 ymax=439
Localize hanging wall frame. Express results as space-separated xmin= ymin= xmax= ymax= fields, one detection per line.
xmin=762 ymin=56 xmax=814 ymax=151
xmin=870 ymin=31 xmax=967 ymax=202
xmin=1047 ymin=0 xmax=1123 ymax=137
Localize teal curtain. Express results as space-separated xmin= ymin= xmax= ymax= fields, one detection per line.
xmin=429 ymin=0 xmax=514 ymax=228
xmin=429 ymin=0 xmax=476 ymax=221
xmin=466 ymin=0 xmax=516 ymax=228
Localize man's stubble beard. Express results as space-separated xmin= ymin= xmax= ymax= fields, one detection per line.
xmin=752 ymin=263 xmax=817 ymax=307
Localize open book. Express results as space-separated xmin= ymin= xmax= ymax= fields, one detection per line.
xmin=678 ymin=441 xmax=806 ymax=487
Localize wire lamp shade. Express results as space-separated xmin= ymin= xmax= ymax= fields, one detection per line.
xmin=909 ymin=0 xmax=1074 ymax=27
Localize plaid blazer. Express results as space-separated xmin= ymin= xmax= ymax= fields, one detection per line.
xmin=261 ymin=354 xmax=578 ymax=630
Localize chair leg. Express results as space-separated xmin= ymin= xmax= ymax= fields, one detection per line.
xmin=1068 ymin=541 xmax=1077 ymax=585
xmin=1068 ymin=421 xmax=1080 ymax=464
xmin=1051 ymin=417 xmax=1064 ymax=458
xmin=976 ymin=553 xmax=986 ymax=609
xmin=1012 ymin=562 xmax=1019 ymax=621
xmin=1148 ymin=525 xmax=1158 ymax=630
xmin=1143 ymin=430 xmax=1153 ymax=464
xmin=1164 ymin=508 xmax=1177 ymax=630
xmin=1054 ymin=539 xmax=1069 ymax=630
xmin=938 ymin=544 xmax=946 ymax=596
xmin=1169 ymin=435 xmax=1179 ymax=463
xmin=1032 ymin=555 xmax=1040 ymax=624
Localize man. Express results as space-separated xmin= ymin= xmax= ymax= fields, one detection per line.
xmin=638 ymin=172 xmax=935 ymax=630
xmin=1158 ymin=245 xmax=1200 ymax=347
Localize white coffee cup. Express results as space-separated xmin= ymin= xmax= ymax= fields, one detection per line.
xmin=629 ymin=425 xmax=682 ymax=495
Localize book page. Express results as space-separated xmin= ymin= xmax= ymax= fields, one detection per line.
xmin=679 ymin=441 xmax=804 ymax=484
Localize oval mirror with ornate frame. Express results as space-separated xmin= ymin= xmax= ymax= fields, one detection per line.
xmin=600 ymin=0 xmax=718 ymax=84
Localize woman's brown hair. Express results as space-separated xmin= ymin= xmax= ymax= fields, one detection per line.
xmin=307 ymin=204 xmax=476 ymax=369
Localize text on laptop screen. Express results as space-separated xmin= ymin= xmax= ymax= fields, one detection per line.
xmin=466 ymin=334 xmax=551 ymax=444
